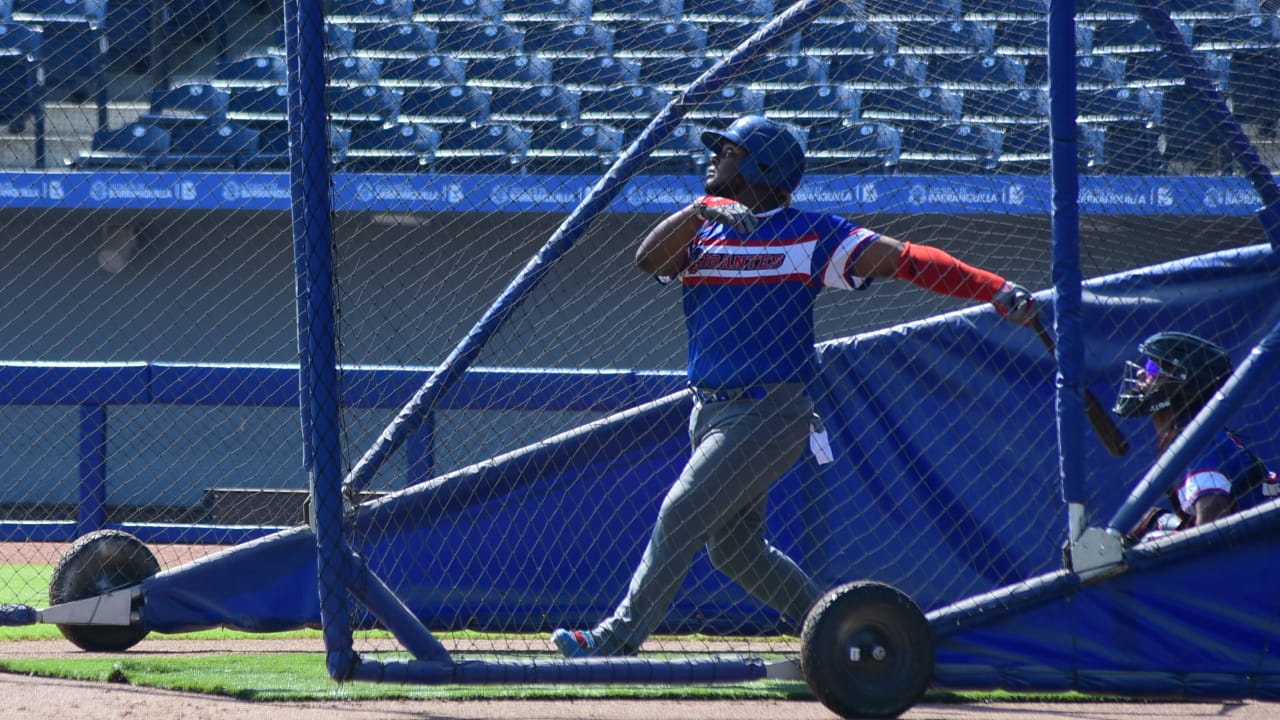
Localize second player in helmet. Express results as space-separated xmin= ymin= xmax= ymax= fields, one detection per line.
xmin=552 ymin=115 xmax=1037 ymax=658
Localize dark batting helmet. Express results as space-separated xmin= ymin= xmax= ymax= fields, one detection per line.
xmin=701 ymin=115 xmax=806 ymax=193
xmin=1113 ymin=331 xmax=1233 ymax=419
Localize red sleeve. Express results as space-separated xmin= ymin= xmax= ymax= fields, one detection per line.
xmin=892 ymin=241 xmax=1006 ymax=301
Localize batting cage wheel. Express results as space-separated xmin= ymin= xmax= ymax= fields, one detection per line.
xmin=800 ymin=581 xmax=934 ymax=719
xmin=49 ymin=529 xmax=160 ymax=652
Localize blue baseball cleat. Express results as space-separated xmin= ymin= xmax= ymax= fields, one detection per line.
xmin=551 ymin=628 xmax=598 ymax=658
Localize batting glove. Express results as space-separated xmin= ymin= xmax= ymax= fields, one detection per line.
xmin=991 ymin=281 xmax=1036 ymax=326
xmin=694 ymin=195 xmax=758 ymax=234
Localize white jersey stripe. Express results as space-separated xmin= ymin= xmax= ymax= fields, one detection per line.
xmin=821 ymin=228 xmax=879 ymax=291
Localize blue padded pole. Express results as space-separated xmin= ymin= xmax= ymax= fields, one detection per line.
xmin=75 ymin=405 xmax=107 ymax=537
xmin=1109 ymin=316 xmax=1280 ymax=535
xmin=1133 ymin=0 xmax=1280 ymax=248
xmin=1047 ymin=0 xmax=1086 ymax=515
xmin=341 ymin=0 xmax=845 ymax=497
xmin=285 ymin=0 xmax=356 ymax=682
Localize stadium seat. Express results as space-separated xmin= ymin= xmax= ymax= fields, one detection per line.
xmin=254 ymin=124 xmax=352 ymax=170
xmin=553 ymin=55 xmax=641 ymax=89
xmin=435 ymin=121 xmax=531 ymax=171
xmin=993 ymin=19 xmax=1093 ymax=55
xmin=503 ymin=0 xmax=593 ymax=23
xmin=960 ymin=86 xmax=1048 ymax=123
xmin=328 ymin=55 xmax=384 ymax=85
xmin=896 ymin=19 xmax=995 ymax=54
xmin=272 ymin=22 xmax=358 ymax=54
xmin=141 ymin=83 xmax=231 ymax=135
xmin=706 ymin=22 xmax=800 ymax=55
xmin=805 ymin=120 xmax=901 ymax=173
xmin=488 ymin=83 xmax=580 ymax=123
xmin=16 ymin=0 xmax=104 ymax=100
xmin=1195 ymin=14 xmax=1280 ymax=51
xmin=73 ymin=122 xmax=169 ymax=169
xmin=1164 ymin=0 xmax=1260 ymax=17
xmin=998 ymin=122 xmax=1105 ymax=174
xmin=899 ymin=122 xmax=1003 ymax=173
xmin=104 ymin=0 xmax=151 ymax=72
xmin=631 ymin=121 xmax=708 ymax=174
xmin=865 ymin=0 xmax=960 ymax=19
xmin=1073 ymin=0 xmax=1135 ymax=19
xmin=929 ymin=53 xmax=1027 ymax=86
xmin=526 ymin=121 xmax=624 ymax=172
xmin=168 ymin=121 xmax=261 ymax=170
xmin=1099 ymin=119 xmax=1165 ymax=174
xmin=214 ymin=55 xmax=289 ymax=90
xmin=353 ymin=22 xmax=440 ymax=58
xmin=414 ymin=0 xmax=505 ymax=22
xmin=1124 ymin=50 xmax=1227 ymax=88
xmin=380 ymin=54 xmax=468 ymax=87
xmin=801 ymin=21 xmax=898 ymax=56
xmin=465 ymin=53 xmax=553 ymax=86
xmin=829 ymin=53 xmax=927 ymax=88
xmin=1093 ymin=18 xmax=1192 ymax=53
xmin=639 ymin=55 xmax=717 ymax=88
xmin=328 ymin=0 xmax=416 ymax=24
xmin=1078 ymin=86 xmax=1163 ymax=123
xmin=578 ymin=83 xmax=670 ymax=128
xmin=766 ymin=84 xmax=861 ymax=124
xmin=435 ymin=20 xmax=524 ymax=57
xmin=960 ymin=0 xmax=1046 ymax=19
xmin=818 ymin=0 xmax=866 ymax=19
xmin=744 ymin=54 xmax=828 ymax=90
xmin=591 ymin=0 xmax=682 ymax=22
xmin=346 ymin=122 xmax=441 ymax=172
xmin=613 ymin=20 xmax=707 ymax=57
xmin=0 ymin=22 xmax=41 ymax=133
xmin=682 ymin=0 xmax=772 ymax=22
xmin=227 ymin=84 xmax=288 ymax=125
xmin=860 ymin=86 xmax=963 ymax=124
xmin=684 ymin=84 xmax=764 ymax=120
xmin=1160 ymin=83 xmax=1231 ymax=171
xmin=399 ymin=83 xmax=492 ymax=123
xmin=1229 ymin=48 xmax=1280 ymax=131
xmin=521 ymin=21 xmax=614 ymax=56
xmin=326 ymin=84 xmax=402 ymax=126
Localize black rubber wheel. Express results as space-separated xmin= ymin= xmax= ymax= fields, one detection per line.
xmin=800 ymin=581 xmax=934 ymax=719
xmin=49 ymin=529 xmax=160 ymax=652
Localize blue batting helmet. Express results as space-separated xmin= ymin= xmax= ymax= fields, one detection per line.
xmin=701 ymin=115 xmax=806 ymax=192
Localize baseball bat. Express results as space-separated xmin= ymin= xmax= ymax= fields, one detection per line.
xmin=1029 ymin=314 xmax=1130 ymax=457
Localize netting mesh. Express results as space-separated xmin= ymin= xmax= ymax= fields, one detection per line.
xmin=0 ymin=0 xmax=1273 ymax=670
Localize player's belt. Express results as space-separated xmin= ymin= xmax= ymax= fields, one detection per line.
xmin=690 ymin=385 xmax=770 ymax=405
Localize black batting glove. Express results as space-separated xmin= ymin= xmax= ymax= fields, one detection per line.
xmin=991 ymin=281 xmax=1036 ymax=326
xmin=694 ymin=195 xmax=758 ymax=234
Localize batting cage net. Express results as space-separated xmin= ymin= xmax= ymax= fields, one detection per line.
xmin=0 ymin=0 xmax=1276 ymax=690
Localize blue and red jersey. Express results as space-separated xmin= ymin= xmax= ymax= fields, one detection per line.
xmin=671 ymin=206 xmax=879 ymax=388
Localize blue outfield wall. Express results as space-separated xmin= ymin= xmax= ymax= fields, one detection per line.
xmin=135 ymin=244 xmax=1280 ymax=637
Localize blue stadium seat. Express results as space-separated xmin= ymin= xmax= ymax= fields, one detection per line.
xmin=380 ymin=53 xmax=468 ymax=86
xmin=929 ymin=53 xmax=1027 ymax=86
xmin=993 ymin=19 xmax=1093 ymax=55
xmin=0 ymin=22 xmax=41 ymax=133
xmin=1124 ymin=50 xmax=1229 ymax=88
xmin=899 ymin=121 xmax=1003 ymax=173
xmin=818 ymin=0 xmax=865 ymax=19
xmin=685 ymin=84 xmax=764 ymax=120
xmin=328 ymin=55 xmax=383 ymax=84
xmin=1099 ymin=120 xmax=1165 ymax=174
xmin=435 ymin=121 xmax=531 ymax=170
xmin=168 ymin=121 xmax=260 ymax=170
xmin=766 ymin=84 xmax=861 ymax=124
xmin=1093 ymin=18 xmax=1192 ymax=53
xmin=399 ymin=83 xmax=492 ymax=123
xmin=805 ymin=120 xmax=901 ymax=173
xmin=829 ymin=53 xmax=927 ymax=88
xmin=346 ymin=122 xmax=440 ymax=171
xmin=104 ymin=0 xmax=150 ymax=71
xmin=226 ymin=84 xmax=288 ymax=125
xmin=214 ymin=55 xmax=289 ymax=90
xmin=253 ymin=124 xmax=351 ymax=170
xmin=74 ymin=122 xmax=170 ymax=169
xmin=521 ymin=21 xmax=613 ymax=56
xmin=639 ymin=55 xmax=716 ymax=88
xmin=631 ymin=121 xmax=708 ymax=173
xmin=12 ymin=0 xmax=101 ymax=21
xmin=1073 ymin=0 xmax=1134 ymax=19
xmin=960 ymin=86 xmax=1048 ymax=122
xmin=327 ymin=84 xmax=402 ymax=126
xmin=1160 ymin=83 xmax=1231 ymax=170
xmin=998 ymin=122 xmax=1105 ymax=174
xmin=578 ymin=83 xmax=670 ymax=127
xmin=272 ymin=22 xmax=357 ymax=54
xmin=1195 ymin=14 xmax=1280 ymax=51
xmin=465 ymin=53 xmax=553 ymax=86
xmin=745 ymin=54 xmax=828 ymax=90
xmin=613 ymin=20 xmax=707 ymax=57
xmin=1164 ymin=0 xmax=1259 ymax=17
xmin=865 ymin=0 xmax=960 ymax=19
xmin=960 ymin=0 xmax=1046 ymax=19
xmin=526 ymin=121 xmax=624 ymax=172
xmin=503 ymin=0 xmax=592 ymax=23
xmin=141 ymin=84 xmax=230 ymax=133
xmin=1078 ymin=86 xmax=1162 ymax=123
xmin=353 ymin=22 xmax=440 ymax=57
xmin=707 ymin=22 xmax=800 ymax=54
xmin=488 ymin=83 xmax=580 ymax=123
xmin=682 ymin=0 xmax=772 ymax=22
xmin=896 ymin=19 xmax=995 ymax=54
xmin=1229 ymin=49 xmax=1280 ymax=131
xmin=860 ymin=86 xmax=963 ymax=123
xmin=435 ymin=20 xmax=524 ymax=56
xmin=591 ymin=0 xmax=682 ymax=22
xmin=414 ymin=0 xmax=504 ymax=22
xmin=801 ymin=21 xmax=898 ymax=56
xmin=17 ymin=0 xmax=103 ymax=100
xmin=329 ymin=0 xmax=416 ymax=24
xmin=553 ymin=55 xmax=641 ymax=89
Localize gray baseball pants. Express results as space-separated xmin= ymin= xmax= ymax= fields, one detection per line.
xmin=592 ymin=382 xmax=823 ymax=655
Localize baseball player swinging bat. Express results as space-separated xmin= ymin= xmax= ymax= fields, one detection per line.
xmin=1030 ymin=314 xmax=1130 ymax=457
